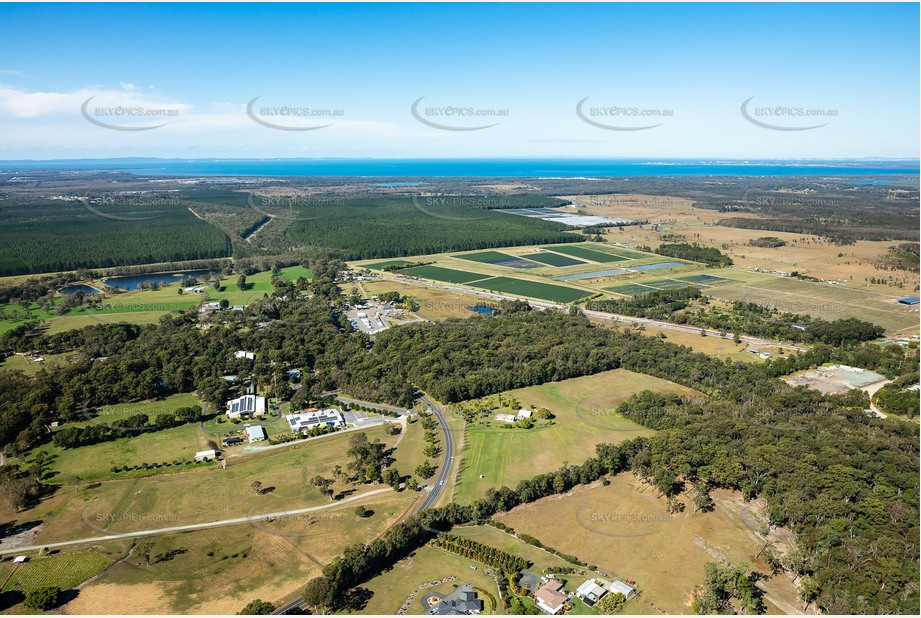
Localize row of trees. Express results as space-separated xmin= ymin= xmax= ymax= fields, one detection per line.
xmin=432 ymin=534 xmax=530 ymax=573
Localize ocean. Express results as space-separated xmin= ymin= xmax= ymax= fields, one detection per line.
xmin=0 ymin=158 xmax=917 ymax=178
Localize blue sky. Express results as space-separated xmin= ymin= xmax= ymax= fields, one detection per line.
xmin=0 ymin=2 xmax=918 ymax=159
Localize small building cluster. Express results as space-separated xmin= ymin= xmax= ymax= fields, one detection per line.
xmin=495 ymin=408 xmax=533 ymax=423
xmin=426 ymin=584 xmax=483 ymax=615
xmin=286 ymin=408 xmax=345 ymax=434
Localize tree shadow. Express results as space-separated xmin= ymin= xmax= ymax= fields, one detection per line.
xmin=0 ymin=590 xmax=24 ymax=611
xmin=339 ymin=587 xmax=373 ymax=612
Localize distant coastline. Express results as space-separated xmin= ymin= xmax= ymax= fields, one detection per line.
xmin=0 ymin=158 xmax=917 ymax=178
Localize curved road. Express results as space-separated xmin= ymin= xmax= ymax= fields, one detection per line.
xmin=416 ymin=394 xmax=454 ymax=512
xmin=274 ymin=394 xmax=454 ymax=614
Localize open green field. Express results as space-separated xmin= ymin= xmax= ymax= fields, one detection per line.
xmin=0 ymin=352 xmax=72 ymax=375
xmin=467 ymin=277 xmax=591 ymax=303
xmin=364 ymin=259 xmax=415 ymax=270
xmin=1 ymin=266 xmax=312 ymax=337
xmin=401 ymin=265 xmax=490 ymax=284
xmin=520 ymin=251 xmax=586 ymax=267
xmin=707 ymin=275 xmax=918 ymax=332
xmin=452 ymin=250 xmax=518 ymax=264
xmin=540 ymin=245 xmax=628 ymax=263
xmin=347 ymin=545 xmax=504 ymax=615
xmin=454 ymin=369 xmax=698 ymax=504
xmin=9 ymin=424 xmax=402 ymax=547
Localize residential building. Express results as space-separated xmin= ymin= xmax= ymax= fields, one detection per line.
xmin=575 ymin=579 xmax=608 ymax=606
xmin=428 ymin=584 xmax=483 ymax=615
xmin=234 ymin=350 xmax=255 ymax=360
xmin=534 ymin=580 xmax=567 ymax=614
xmin=609 ymin=580 xmax=637 ymax=599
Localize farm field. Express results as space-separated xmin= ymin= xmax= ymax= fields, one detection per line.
xmin=566 ymin=193 xmax=919 ymax=299
xmin=346 ymin=544 xmax=503 ymax=616
xmin=520 ymin=252 xmax=586 ymax=267
xmin=7 ymin=424 xmax=404 ymax=547
xmin=496 ymin=474 xmax=805 ymax=615
xmin=62 ymin=491 xmax=414 ymax=614
xmin=539 ymin=244 xmax=629 ymax=263
xmin=453 ymin=369 xmax=698 ymax=504
xmin=467 ymin=277 xmax=592 ymax=303
xmin=1 ymin=550 xmax=112 ymax=596
xmin=400 ymin=265 xmax=490 ymax=285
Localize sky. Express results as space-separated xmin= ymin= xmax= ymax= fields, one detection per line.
xmin=0 ymin=2 xmax=918 ymax=160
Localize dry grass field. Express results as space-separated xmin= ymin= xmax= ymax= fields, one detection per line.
xmin=497 ymin=473 xmax=806 ymax=615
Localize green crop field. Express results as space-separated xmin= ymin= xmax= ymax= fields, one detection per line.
xmin=364 ymin=259 xmax=416 ymax=270
xmin=520 ymin=252 xmax=586 ymax=267
xmin=1 ymin=551 xmax=113 ymax=595
xmin=540 ymin=245 xmax=628 ymax=263
xmin=401 ymin=265 xmax=491 ymax=284
xmin=467 ymin=277 xmax=591 ymax=303
xmin=454 ymin=369 xmax=698 ymax=504
xmin=452 ymin=250 xmax=518 ymax=263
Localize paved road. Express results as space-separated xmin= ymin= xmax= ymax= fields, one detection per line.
xmin=0 ymin=488 xmax=392 ymax=557
xmin=416 ymin=394 xmax=454 ymax=512
xmin=391 ymin=274 xmax=809 ymax=352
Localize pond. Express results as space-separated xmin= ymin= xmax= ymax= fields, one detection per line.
xmin=102 ymin=269 xmax=224 ymax=291
xmin=58 ymin=284 xmax=103 ymax=295
xmin=468 ymin=305 xmax=495 ymax=315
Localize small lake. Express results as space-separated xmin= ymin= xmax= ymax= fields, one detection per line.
xmin=58 ymin=284 xmax=102 ymax=295
xmin=468 ymin=305 xmax=495 ymax=315
xmin=102 ymin=269 xmax=224 ymax=291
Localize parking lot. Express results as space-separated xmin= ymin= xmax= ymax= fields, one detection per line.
xmin=346 ymin=301 xmax=398 ymax=334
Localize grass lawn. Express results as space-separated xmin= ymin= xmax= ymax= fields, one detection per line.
xmin=454 ymin=369 xmax=697 ymax=504
xmin=0 ymin=353 xmax=72 ymax=375
xmin=401 ymin=265 xmax=491 ymax=285
xmin=467 ymin=277 xmax=591 ymax=303
xmin=348 ymin=545 xmax=504 ymax=615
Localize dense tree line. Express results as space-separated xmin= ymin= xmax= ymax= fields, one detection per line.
xmin=432 ymin=534 xmax=530 ymax=572
xmin=654 ymin=242 xmax=733 ymax=267
xmin=586 ymin=291 xmax=886 ymax=345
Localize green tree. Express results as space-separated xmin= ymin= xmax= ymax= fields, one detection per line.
xmin=24 ymin=586 xmax=61 ymax=611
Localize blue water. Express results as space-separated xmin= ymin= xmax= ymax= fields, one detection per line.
xmin=59 ymin=284 xmax=102 ymax=295
xmin=630 ymin=262 xmax=687 ymax=272
xmin=468 ymin=305 xmax=495 ymax=315
xmin=555 ymin=269 xmax=628 ymax=281
xmin=103 ymin=269 xmax=223 ymax=291
xmin=0 ymin=158 xmax=917 ymax=178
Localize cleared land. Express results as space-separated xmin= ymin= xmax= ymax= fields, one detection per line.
xmin=357 ymin=280 xmax=476 ymax=321
xmin=497 ymin=474 xmax=805 ymax=615
xmin=62 ymin=491 xmax=414 ymax=614
xmin=454 ymin=369 xmax=697 ymax=504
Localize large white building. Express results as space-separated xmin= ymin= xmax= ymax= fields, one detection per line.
xmin=226 ymin=394 xmax=267 ymax=419
xmin=286 ymin=409 xmax=345 ymax=433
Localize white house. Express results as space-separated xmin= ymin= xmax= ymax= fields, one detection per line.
xmin=576 ymin=579 xmax=608 ymax=606
xmin=286 ymin=409 xmax=345 ymax=433
xmin=195 ymin=449 xmax=219 ymax=461
xmin=234 ymin=350 xmax=255 ymax=360
xmin=226 ymin=395 xmax=267 ymax=419
xmin=516 ymin=408 xmax=533 ymax=420
xmin=609 ymin=580 xmax=636 ymax=599
xmin=245 ymin=425 xmax=268 ymax=443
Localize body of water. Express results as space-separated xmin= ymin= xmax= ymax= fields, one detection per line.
xmin=59 ymin=284 xmax=103 ymax=295
xmin=468 ymin=305 xmax=495 ymax=315
xmin=102 ymin=269 xmax=223 ymax=291
xmin=1 ymin=158 xmax=917 ymax=178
